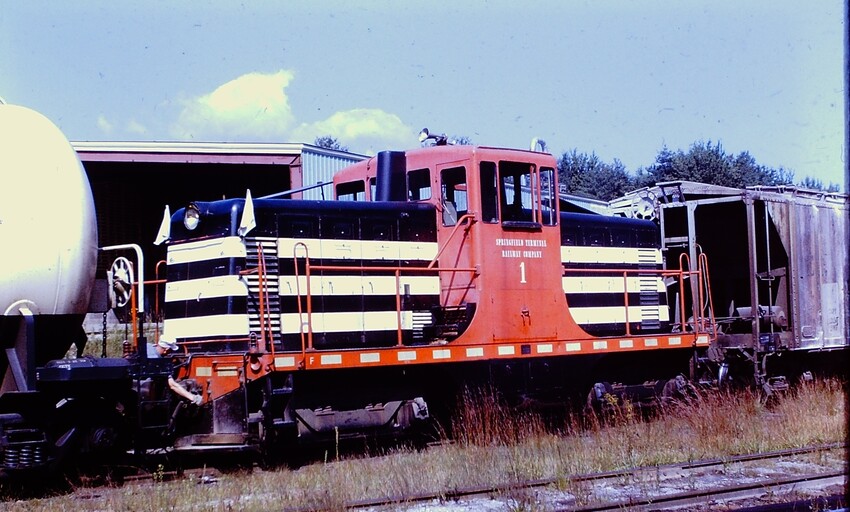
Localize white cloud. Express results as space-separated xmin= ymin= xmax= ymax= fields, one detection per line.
xmin=170 ymin=70 xmax=297 ymax=141
xmin=167 ymin=70 xmax=417 ymax=152
xmin=126 ymin=119 xmax=147 ymax=135
xmin=293 ymin=108 xmax=417 ymax=154
xmin=97 ymin=114 xmax=113 ymax=134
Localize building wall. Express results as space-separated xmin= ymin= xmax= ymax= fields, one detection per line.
xmin=301 ymin=148 xmax=365 ymax=200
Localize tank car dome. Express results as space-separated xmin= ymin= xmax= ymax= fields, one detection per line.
xmin=0 ymin=104 xmax=97 ymax=317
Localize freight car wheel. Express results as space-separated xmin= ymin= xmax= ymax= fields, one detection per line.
xmin=660 ymin=375 xmax=697 ymax=406
xmin=585 ymin=382 xmax=617 ymax=419
xmin=51 ymin=398 xmax=130 ymax=483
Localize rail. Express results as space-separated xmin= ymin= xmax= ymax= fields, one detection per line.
xmin=136 ymin=235 xmax=715 ymax=358
xmin=291 ymin=242 xmax=478 ymax=365
xmin=153 ymin=260 xmax=167 ymax=346
xmin=562 ymin=257 xmax=716 ymax=337
xmin=427 ymin=213 xmax=475 ymax=269
xmin=698 ymin=252 xmax=717 ymax=337
xmin=256 ymin=242 xmax=275 ymax=355
xmin=292 ymin=242 xmax=311 ymax=362
xmin=259 ymin=180 xmax=330 ymax=200
xmin=340 ymin=442 xmax=845 ymax=511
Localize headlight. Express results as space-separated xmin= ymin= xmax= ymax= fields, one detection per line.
xmin=183 ymin=204 xmax=200 ymax=230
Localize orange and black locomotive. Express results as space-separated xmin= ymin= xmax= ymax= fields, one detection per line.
xmin=153 ymin=142 xmax=714 ymax=455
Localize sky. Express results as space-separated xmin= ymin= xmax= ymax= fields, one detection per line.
xmin=1 ymin=1 xmax=846 ymax=190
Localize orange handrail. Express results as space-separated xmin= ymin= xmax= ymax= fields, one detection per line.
xmin=309 ymin=264 xmax=478 ymax=274
xmin=562 ymin=262 xmax=714 ymax=337
xmin=622 ymin=271 xmax=631 ymax=335
xmin=256 ymin=242 xmax=268 ymax=351
xmin=168 ymin=336 xmax=253 ymax=346
xmin=395 ymin=269 xmax=403 ymax=346
xmin=698 ymin=252 xmax=717 ymax=337
xmin=290 ymin=244 xmax=478 ymax=354
xmin=428 ymin=214 xmax=476 ymax=269
xmin=292 ymin=242 xmax=313 ymax=363
xmin=130 ymin=267 xmax=138 ymax=353
xmin=263 ymin=246 xmax=276 ymax=359
xmin=678 ymin=253 xmax=691 ymax=334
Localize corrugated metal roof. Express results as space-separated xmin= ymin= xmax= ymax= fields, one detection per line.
xmin=73 ymin=140 xmax=309 ymax=154
xmin=73 ymin=141 xmax=304 ymax=164
xmin=559 ymin=192 xmax=612 ymax=215
xmin=73 ymin=141 xmax=366 ymax=165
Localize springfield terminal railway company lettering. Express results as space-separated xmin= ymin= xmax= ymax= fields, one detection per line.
xmin=497 ymin=238 xmax=547 ymax=258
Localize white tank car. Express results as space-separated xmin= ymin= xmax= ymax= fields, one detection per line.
xmin=0 ymin=103 xmax=97 ymax=389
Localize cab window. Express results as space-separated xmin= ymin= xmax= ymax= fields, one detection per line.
xmin=440 ymin=166 xmax=467 ymax=226
xmin=479 ymin=161 xmax=499 ymax=223
xmin=537 ymin=167 xmax=557 ymax=226
xmin=499 ymin=161 xmax=533 ymax=223
xmin=408 ymin=168 xmax=432 ymax=201
xmin=498 ymin=161 xmax=557 ymax=227
xmin=336 ymin=180 xmax=366 ymax=201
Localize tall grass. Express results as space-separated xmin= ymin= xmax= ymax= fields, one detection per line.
xmin=1 ymin=379 xmax=845 ymax=511
xmin=77 ymin=322 xmax=162 ymax=358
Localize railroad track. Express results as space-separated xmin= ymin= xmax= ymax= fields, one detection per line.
xmin=571 ymin=470 xmax=845 ymax=511
xmin=335 ymin=443 xmax=846 ymax=511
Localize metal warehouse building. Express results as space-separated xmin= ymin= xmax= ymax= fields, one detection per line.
xmin=73 ymin=141 xmax=366 ymax=289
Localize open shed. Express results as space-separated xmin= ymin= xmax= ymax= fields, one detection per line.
xmin=73 ymin=141 xmax=365 ymax=312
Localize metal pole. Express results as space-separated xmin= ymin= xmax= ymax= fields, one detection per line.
xmin=744 ymin=197 xmax=762 ymax=386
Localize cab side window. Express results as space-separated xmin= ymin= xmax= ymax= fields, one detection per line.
xmin=440 ymin=166 xmax=467 ymax=226
xmin=538 ymin=167 xmax=557 ymax=226
xmin=408 ymin=168 xmax=432 ymax=201
xmin=480 ymin=161 xmax=499 ymax=223
xmin=336 ymin=180 xmax=366 ymax=201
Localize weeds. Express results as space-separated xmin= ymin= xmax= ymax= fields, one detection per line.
xmin=0 ymin=379 xmax=844 ymax=511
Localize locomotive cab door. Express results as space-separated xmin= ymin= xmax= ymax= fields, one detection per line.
xmin=435 ymin=163 xmax=477 ymax=314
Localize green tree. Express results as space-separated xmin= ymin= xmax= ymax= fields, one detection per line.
xmin=641 ymin=141 xmax=793 ymax=188
xmin=593 ymin=159 xmax=635 ymax=201
xmin=557 ymin=150 xmax=636 ymax=201
xmin=313 ymin=135 xmax=349 ymax=152
xmin=450 ymin=135 xmax=473 ymax=145
xmin=799 ymin=176 xmax=841 ymax=192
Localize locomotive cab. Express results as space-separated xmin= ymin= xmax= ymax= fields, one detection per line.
xmin=332 ymin=144 xmax=669 ymax=345
xmin=334 ymin=146 xmax=571 ymax=344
